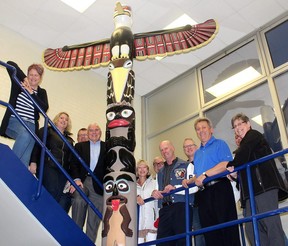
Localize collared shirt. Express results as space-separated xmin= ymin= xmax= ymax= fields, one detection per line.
xmin=194 ymin=136 xmax=232 ymax=177
xmin=90 ymin=140 xmax=100 ymax=172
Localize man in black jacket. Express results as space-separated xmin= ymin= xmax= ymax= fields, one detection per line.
xmin=70 ymin=123 xmax=106 ymax=243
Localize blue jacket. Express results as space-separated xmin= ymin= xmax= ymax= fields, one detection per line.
xmin=157 ymin=157 xmax=196 ymax=208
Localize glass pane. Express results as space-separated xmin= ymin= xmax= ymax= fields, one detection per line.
xmin=147 ymin=116 xmax=199 ymax=163
xmin=265 ymin=20 xmax=288 ymax=68
xmin=146 ymin=71 xmax=198 ymax=135
xmin=205 ymin=83 xmax=277 ymax=152
xmin=274 ymin=72 xmax=288 ymax=137
xmin=201 ymin=41 xmax=262 ymax=103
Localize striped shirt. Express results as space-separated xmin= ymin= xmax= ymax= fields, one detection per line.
xmin=13 ymin=91 xmax=36 ymax=123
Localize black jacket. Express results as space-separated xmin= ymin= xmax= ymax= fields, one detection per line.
xmin=0 ymin=61 xmax=49 ymax=137
xmin=70 ymin=140 xmax=106 ymax=195
xmin=227 ymin=129 xmax=288 ymax=202
xmin=30 ymin=126 xmax=74 ymax=174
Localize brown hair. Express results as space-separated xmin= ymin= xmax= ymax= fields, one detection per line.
xmin=28 ymin=64 xmax=44 ymax=78
xmin=194 ymin=117 xmax=213 ymax=129
xmin=231 ymin=113 xmax=250 ymax=129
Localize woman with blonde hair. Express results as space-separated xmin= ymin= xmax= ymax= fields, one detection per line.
xmin=30 ymin=112 xmax=74 ymax=212
xmin=136 ymin=159 xmax=158 ymax=245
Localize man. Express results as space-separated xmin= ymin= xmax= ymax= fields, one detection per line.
xmin=70 ymin=123 xmax=106 ymax=243
xmin=183 ymin=138 xmax=205 ymax=246
xmin=152 ymin=140 xmax=197 ymax=245
xmin=153 ymin=156 xmax=164 ymax=176
xmin=192 ymin=117 xmax=240 ymax=246
xmin=77 ymin=127 xmax=88 ymax=143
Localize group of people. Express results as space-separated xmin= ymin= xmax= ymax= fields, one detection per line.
xmin=0 ymin=61 xmax=106 ymax=244
xmin=145 ymin=116 xmax=287 ymax=246
xmin=1 ymin=61 xmax=287 ymax=246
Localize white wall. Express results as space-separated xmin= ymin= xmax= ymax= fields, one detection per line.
xmin=0 ymin=24 xmax=142 ymax=160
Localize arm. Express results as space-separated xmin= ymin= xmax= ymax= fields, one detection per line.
xmin=7 ymin=61 xmax=26 ymax=82
xmin=69 ymin=143 xmax=84 ymax=193
xmin=227 ymin=130 xmax=261 ymax=168
xmin=31 ymin=88 xmax=49 ymax=112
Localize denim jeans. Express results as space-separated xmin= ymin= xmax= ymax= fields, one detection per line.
xmin=5 ymin=116 xmax=35 ymax=167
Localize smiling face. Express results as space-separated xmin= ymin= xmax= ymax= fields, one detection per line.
xmin=136 ymin=161 xmax=149 ymax=178
xmin=88 ymin=123 xmax=102 ymax=143
xmin=183 ymin=139 xmax=198 ymax=160
xmin=195 ymin=120 xmax=213 ymax=146
xmin=28 ymin=68 xmax=42 ymax=89
xmin=55 ymin=113 xmax=69 ymax=133
xmin=159 ymin=140 xmax=175 ymax=164
xmin=233 ymin=118 xmax=251 ymax=139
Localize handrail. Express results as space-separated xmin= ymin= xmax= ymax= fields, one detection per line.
xmin=139 ymin=148 xmax=288 ymax=246
xmin=0 ymin=60 xmax=103 ymax=219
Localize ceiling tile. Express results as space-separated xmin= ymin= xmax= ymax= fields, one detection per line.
xmin=0 ymin=0 xmax=286 ymax=96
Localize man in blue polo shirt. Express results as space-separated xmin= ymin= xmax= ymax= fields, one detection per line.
xmin=193 ymin=117 xmax=240 ymax=246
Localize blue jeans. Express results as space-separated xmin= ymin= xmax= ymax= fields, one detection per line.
xmin=5 ymin=116 xmax=35 ymax=167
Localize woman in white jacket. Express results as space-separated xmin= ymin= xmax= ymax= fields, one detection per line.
xmin=136 ymin=160 xmax=158 ymax=245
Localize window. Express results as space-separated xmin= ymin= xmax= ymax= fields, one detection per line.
xmin=205 ymin=83 xmax=274 ymax=152
xmin=265 ymin=20 xmax=288 ymax=68
xmin=201 ymin=41 xmax=262 ymax=104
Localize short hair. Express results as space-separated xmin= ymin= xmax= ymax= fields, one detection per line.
xmin=194 ymin=117 xmax=213 ymax=129
xmin=183 ymin=137 xmax=196 ymax=144
xmin=77 ymin=128 xmax=87 ymax=134
xmin=231 ymin=113 xmax=250 ymax=129
xmin=28 ymin=64 xmax=44 ymax=78
xmin=136 ymin=159 xmax=151 ymax=177
xmin=52 ymin=112 xmax=72 ymax=133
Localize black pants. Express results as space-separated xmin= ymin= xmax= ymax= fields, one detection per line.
xmin=198 ymin=178 xmax=241 ymax=246
xmin=157 ymin=202 xmax=192 ymax=246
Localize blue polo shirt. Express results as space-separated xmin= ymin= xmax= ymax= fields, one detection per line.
xmin=194 ymin=136 xmax=233 ymax=177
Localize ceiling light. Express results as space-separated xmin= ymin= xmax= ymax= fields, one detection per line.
xmin=206 ymin=66 xmax=261 ymax=97
xmin=60 ymin=0 xmax=96 ymax=13
xmin=164 ymin=14 xmax=197 ymax=29
xmin=251 ymin=115 xmax=263 ymax=126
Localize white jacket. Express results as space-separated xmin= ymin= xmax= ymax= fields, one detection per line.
xmin=137 ymin=176 xmax=158 ymax=230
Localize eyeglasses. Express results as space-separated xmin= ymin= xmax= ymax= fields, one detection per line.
xmin=232 ymin=121 xmax=246 ymax=129
xmin=153 ymin=162 xmax=164 ymax=166
xmin=183 ymin=144 xmax=196 ymax=149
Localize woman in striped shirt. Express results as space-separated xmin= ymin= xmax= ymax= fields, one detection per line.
xmin=0 ymin=61 xmax=49 ymax=167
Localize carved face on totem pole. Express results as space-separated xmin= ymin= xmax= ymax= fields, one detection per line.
xmin=102 ymin=3 xmax=137 ymax=246
xmin=43 ymin=2 xmax=218 ymax=245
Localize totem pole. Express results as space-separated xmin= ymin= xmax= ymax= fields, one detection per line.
xmin=43 ymin=2 xmax=218 ymax=245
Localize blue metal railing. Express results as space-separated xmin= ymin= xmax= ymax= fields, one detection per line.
xmin=0 ymin=60 xmax=103 ymax=220
xmin=1 ymin=60 xmax=288 ymax=245
xmin=138 ymin=149 xmax=288 ymax=246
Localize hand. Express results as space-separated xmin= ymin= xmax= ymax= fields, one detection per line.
xmin=29 ymin=162 xmax=37 ymax=175
xmin=182 ymin=179 xmax=190 ymax=188
xmin=151 ymin=190 xmax=163 ymax=200
xmin=21 ymin=77 xmax=33 ymax=94
xmin=137 ymin=195 xmax=144 ymax=205
xmin=226 ymin=166 xmax=235 ymax=172
xmin=163 ymin=184 xmax=175 ymax=193
xmin=195 ymin=174 xmax=206 ymax=187
xmin=69 ymin=179 xmax=83 ymax=193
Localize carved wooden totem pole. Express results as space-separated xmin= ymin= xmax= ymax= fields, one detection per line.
xmin=43 ymin=2 xmax=218 ymax=245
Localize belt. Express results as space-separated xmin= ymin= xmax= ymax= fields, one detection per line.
xmin=205 ymin=178 xmax=225 ymax=187
xmin=162 ymin=201 xmax=173 ymax=207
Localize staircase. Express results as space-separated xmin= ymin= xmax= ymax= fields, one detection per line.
xmin=0 ymin=143 xmax=95 ymax=246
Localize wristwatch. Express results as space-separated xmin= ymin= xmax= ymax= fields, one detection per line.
xmin=202 ymin=172 xmax=208 ymax=178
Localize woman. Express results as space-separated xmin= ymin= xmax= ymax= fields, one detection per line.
xmin=136 ymin=160 xmax=158 ymax=245
xmin=226 ymin=113 xmax=287 ymax=246
xmin=0 ymin=61 xmax=49 ymax=167
xmin=30 ymin=112 xmax=74 ymax=213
